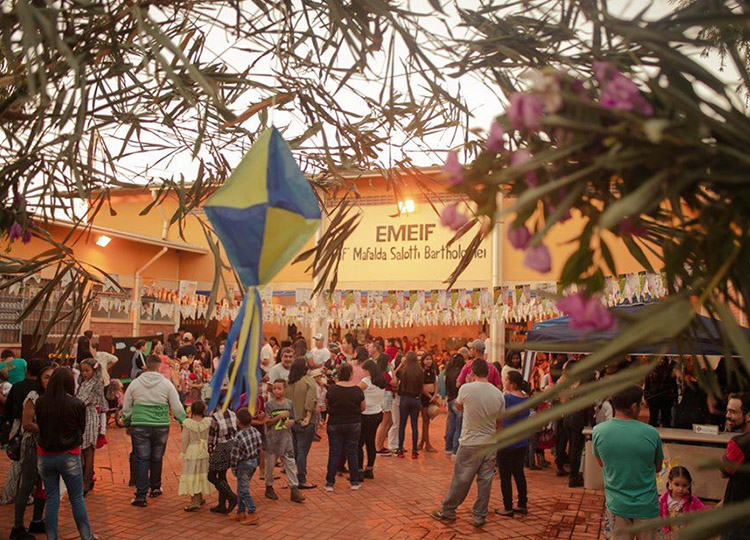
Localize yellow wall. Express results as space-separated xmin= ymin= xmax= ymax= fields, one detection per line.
xmin=12 ymin=173 xmax=661 ymax=293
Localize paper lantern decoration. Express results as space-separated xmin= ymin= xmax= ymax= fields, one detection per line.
xmin=205 ymin=127 xmax=320 ymax=413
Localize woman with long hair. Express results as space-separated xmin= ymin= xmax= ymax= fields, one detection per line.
xmin=418 ymin=353 xmax=439 ymax=453
xmin=351 ymin=345 xmax=368 ymax=384
xmin=358 ymin=360 xmax=385 ymax=479
xmin=374 ymin=355 xmax=395 ymax=455
xmin=394 ymin=351 xmax=424 ymax=459
xmin=286 ymin=356 xmax=318 ymax=489
xmin=444 ymin=353 xmax=466 ymax=456
xmin=385 ymin=352 xmax=404 ymax=454
xmin=324 ymin=363 xmax=365 ymax=491
xmin=35 ymin=368 xmax=99 ymax=540
xmin=495 ymin=370 xmax=530 ymax=518
xmin=10 ymin=361 xmax=54 ymax=540
xmin=76 ymin=358 xmax=107 ymax=495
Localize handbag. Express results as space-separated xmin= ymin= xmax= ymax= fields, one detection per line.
xmin=5 ymin=432 xmax=21 ymax=461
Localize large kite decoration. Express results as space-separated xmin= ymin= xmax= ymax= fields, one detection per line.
xmin=205 ymin=127 xmax=321 ymax=414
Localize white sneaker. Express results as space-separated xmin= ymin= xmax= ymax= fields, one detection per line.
xmin=350 ymin=483 xmax=362 ymax=491
xmin=324 ymin=485 xmax=334 ymax=492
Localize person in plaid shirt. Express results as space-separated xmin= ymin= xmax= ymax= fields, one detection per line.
xmin=230 ymin=409 xmax=263 ymax=525
xmin=207 ymin=408 xmax=238 ymax=513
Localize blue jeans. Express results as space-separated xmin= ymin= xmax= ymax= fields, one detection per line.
xmin=235 ymin=458 xmax=258 ymax=514
xmin=38 ymin=453 xmax=93 ymax=540
xmin=398 ymin=395 xmax=421 ymax=451
xmin=291 ymin=422 xmax=316 ymax=485
xmin=445 ymin=400 xmax=463 ymax=453
xmin=326 ymin=423 xmax=361 ymax=486
xmin=131 ymin=426 xmax=170 ymax=500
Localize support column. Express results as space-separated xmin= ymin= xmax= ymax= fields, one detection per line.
xmin=310 ymin=209 xmax=329 ymax=341
xmin=490 ymin=194 xmax=505 ymax=367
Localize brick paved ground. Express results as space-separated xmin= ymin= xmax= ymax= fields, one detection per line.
xmin=0 ymin=413 xmax=605 ymax=540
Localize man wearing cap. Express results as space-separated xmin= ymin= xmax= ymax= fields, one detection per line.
xmin=260 ymin=335 xmax=275 ymax=374
xmin=456 ymin=340 xmax=502 ymax=389
xmin=176 ymin=332 xmax=198 ymax=362
xmin=309 ymin=333 xmax=330 ymax=369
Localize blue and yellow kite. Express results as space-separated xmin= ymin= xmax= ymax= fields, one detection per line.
xmin=205 ymin=127 xmax=320 ymax=414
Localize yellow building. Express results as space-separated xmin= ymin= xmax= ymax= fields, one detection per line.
xmin=3 ymin=168 xmax=661 ymax=350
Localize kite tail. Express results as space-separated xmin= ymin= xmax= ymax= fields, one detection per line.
xmin=207 ymin=294 xmax=246 ymax=413
xmin=216 ymin=287 xmax=262 ymax=415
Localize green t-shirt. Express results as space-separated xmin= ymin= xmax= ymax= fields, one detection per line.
xmin=592 ymin=418 xmax=663 ymax=519
xmin=1 ymin=357 xmax=27 ymax=385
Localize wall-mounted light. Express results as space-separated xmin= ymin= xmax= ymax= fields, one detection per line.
xmin=398 ymin=199 xmax=416 ymax=214
xmin=96 ymin=235 xmax=111 ymax=247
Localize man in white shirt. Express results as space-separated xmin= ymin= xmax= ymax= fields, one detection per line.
xmin=91 ymin=342 xmax=119 ymax=386
xmin=267 ymin=347 xmax=294 ymax=383
xmin=260 ymin=334 xmax=275 ymax=374
xmin=432 ymin=359 xmax=505 ymax=528
xmin=309 ymin=333 xmax=330 ymax=369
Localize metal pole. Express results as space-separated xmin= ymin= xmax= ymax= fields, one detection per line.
xmin=310 ymin=208 xmax=329 ymax=342
xmin=490 ymin=193 xmax=505 ymax=366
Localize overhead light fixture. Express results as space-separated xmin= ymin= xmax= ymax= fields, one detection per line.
xmin=96 ymin=235 xmax=111 ymax=247
xmin=398 ymin=199 xmax=416 ymax=214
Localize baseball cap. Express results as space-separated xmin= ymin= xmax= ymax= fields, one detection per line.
xmin=314 ymin=333 xmax=324 ymax=341
xmin=183 ymin=332 xmax=194 ymax=341
xmin=469 ymin=339 xmax=485 ymax=351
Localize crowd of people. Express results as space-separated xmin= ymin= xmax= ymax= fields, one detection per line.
xmin=1 ymin=327 xmax=749 ymax=539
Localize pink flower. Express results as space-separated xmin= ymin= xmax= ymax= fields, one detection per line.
xmin=8 ymin=222 xmax=22 ymax=242
xmin=508 ymin=224 xmax=532 ymax=250
xmin=600 ymin=72 xmax=653 ymax=116
xmin=619 ymin=217 xmax=647 ymax=237
xmin=510 ymin=149 xmax=537 ymax=187
xmin=443 ymin=151 xmax=464 ymax=185
xmin=486 ymin=121 xmax=504 ymax=152
xmin=21 ymin=228 xmax=32 ymax=244
xmin=440 ymin=204 xmax=469 ymax=231
xmin=593 ymin=61 xmax=614 ymax=83
xmin=523 ymin=244 xmax=552 ymax=273
xmin=557 ymin=292 xmax=616 ymax=332
xmin=595 ymin=63 xmax=653 ymax=116
xmin=507 ymin=93 xmax=544 ymax=131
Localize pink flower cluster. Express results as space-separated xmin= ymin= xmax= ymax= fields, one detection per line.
xmin=440 ymin=204 xmax=469 ymax=231
xmin=8 ymin=222 xmax=32 ymax=244
xmin=507 ymin=223 xmax=552 ymax=273
xmin=507 ymin=93 xmax=544 ymax=131
xmin=510 ymin=149 xmax=537 ymax=187
xmin=556 ymin=291 xmax=616 ymax=332
xmin=443 ymin=151 xmax=464 ymax=185
xmin=594 ymin=61 xmax=653 ymax=116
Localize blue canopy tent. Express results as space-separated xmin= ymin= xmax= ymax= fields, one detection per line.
xmin=524 ymin=303 xmax=749 ymax=355
xmin=519 ymin=303 xmax=750 ymax=380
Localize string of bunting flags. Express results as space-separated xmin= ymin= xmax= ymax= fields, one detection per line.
xmin=5 ymin=271 xmax=668 ymax=329
xmin=264 ymin=270 xmax=667 ymax=328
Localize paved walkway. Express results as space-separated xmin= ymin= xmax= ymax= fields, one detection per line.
xmin=1 ymin=414 xmax=605 ymax=540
